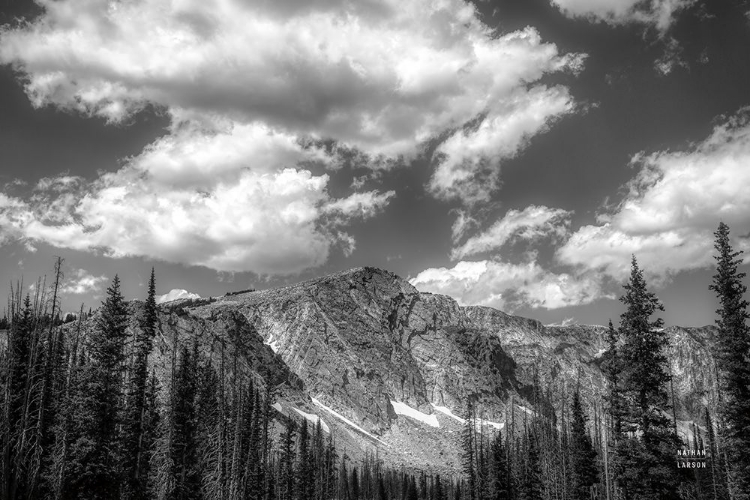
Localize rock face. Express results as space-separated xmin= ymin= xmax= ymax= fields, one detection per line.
xmin=140 ymin=267 xmax=719 ymax=473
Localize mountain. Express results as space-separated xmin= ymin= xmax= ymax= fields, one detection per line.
xmin=118 ymin=267 xmax=718 ymax=474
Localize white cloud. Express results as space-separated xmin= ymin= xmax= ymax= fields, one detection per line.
xmin=1 ymin=0 xmax=584 ymax=208
xmin=0 ymin=166 xmax=358 ymax=274
xmin=557 ymin=107 xmax=750 ymax=281
xmin=156 ymin=289 xmax=201 ymax=304
xmin=410 ymin=260 xmax=608 ymax=312
xmin=550 ymin=0 xmax=695 ymax=32
xmin=451 ymin=205 xmax=571 ymax=260
xmin=324 ymin=190 xmax=395 ymax=220
xmin=430 ymin=84 xmax=578 ymax=204
xmin=61 ymin=268 xmax=108 ymax=295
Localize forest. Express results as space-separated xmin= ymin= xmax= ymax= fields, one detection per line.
xmin=0 ymin=222 xmax=748 ymax=500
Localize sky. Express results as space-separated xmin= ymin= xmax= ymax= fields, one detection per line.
xmin=1 ymin=0 xmax=750 ymax=327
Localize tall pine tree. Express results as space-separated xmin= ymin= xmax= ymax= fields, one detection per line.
xmin=169 ymin=342 xmax=201 ymax=500
xmin=122 ymin=267 xmax=158 ymax=500
xmin=709 ymin=222 xmax=750 ymax=499
xmin=67 ymin=275 xmax=129 ymax=499
xmin=617 ymin=257 xmax=680 ymax=500
xmin=569 ymin=390 xmax=597 ymax=500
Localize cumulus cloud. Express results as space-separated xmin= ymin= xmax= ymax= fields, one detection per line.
xmin=410 ymin=260 xmax=608 ymax=312
xmin=0 ymin=166 xmax=368 ymax=274
xmin=557 ymin=107 xmax=750 ymax=281
xmin=1 ymin=0 xmax=584 ymax=208
xmin=550 ymin=0 xmax=696 ymax=32
xmin=61 ymin=268 xmax=108 ymax=295
xmin=451 ymin=205 xmax=571 ymax=260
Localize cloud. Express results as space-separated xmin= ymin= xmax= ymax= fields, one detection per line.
xmin=156 ymin=289 xmax=201 ymax=304
xmin=557 ymin=107 xmax=750 ymax=281
xmin=451 ymin=205 xmax=571 ymax=260
xmin=61 ymin=268 xmax=108 ymax=295
xmin=1 ymin=0 xmax=584 ymax=207
xmin=430 ymin=84 xmax=578 ymax=205
xmin=0 ymin=165 xmax=382 ymax=274
xmin=410 ymin=260 xmax=608 ymax=312
xmin=550 ymin=0 xmax=696 ymax=32
xmin=324 ymin=190 xmax=396 ymax=220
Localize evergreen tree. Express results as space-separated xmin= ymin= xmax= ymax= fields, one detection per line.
xmin=569 ymin=391 xmax=597 ymax=500
xmin=142 ymin=371 xmax=161 ymax=498
xmin=297 ymin=419 xmax=314 ymax=500
xmin=279 ymin=419 xmax=296 ymax=500
xmin=617 ymin=257 xmax=680 ymax=499
xmin=66 ymin=275 xmax=129 ymax=499
xmin=122 ymin=268 xmax=158 ymax=500
xmin=518 ymin=428 xmax=543 ymax=500
xmin=169 ymin=343 xmax=201 ymax=500
xmin=461 ymin=399 xmax=477 ymax=500
xmin=434 ymin=474 xmax=446 ymax=500
xmin=406 ymin=475 xmax=418 ymax=500
xmin=709 ymin=222 xmax=750 ymax=499
xmin=705 ymin=408 xmax=729 ymax=500
xmin=489 ymin=431 xmax=510 ymax=500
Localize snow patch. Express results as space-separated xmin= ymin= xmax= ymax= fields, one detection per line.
xmin=264 ymin=334 xmax=280 ymax=353
xmin=431 ymin=404 xmax=466 ymax=424
xmin=311 ymin=397 xmax=387 ymax=446
xmin=516 ymin=404 xmax=535 ymax=415
xmin=156 ymin=289 xmax=200 ymax=304
xmin=480 ymin=419 xmax=504 ymax=430
xmin=272 ymin=402 xmax=283 ymax=413
xmin=430 ymin=404 xmax=503 ymax=430
xmin=390 ymin=401 xmax=440 ymax=428
xmin=293 ymin=408 xmax=330 ymax=433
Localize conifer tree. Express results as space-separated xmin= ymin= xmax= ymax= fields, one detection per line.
xmin=617 ymin=257 xmax=680 ymax=499
xmin=518 ymin=428 xmax=543 ymax=500
xmin=3 ymin=293 xmax=34 ymax=500
xmin=279 ymin=419 xmax=296 ymax=500
xmin=297 ymin=419 xmax=314 ymax=500
xmin=169 ymin=343 xmax=201 ymax=500
xmin=462 ymin=399 xmax=477 ymax=500
xmin=709 ymin=222 xmax=750 ymax=499
xmin=489 ymin=431 xmax=510 ymax=500
xmin=66 ymin=275 xmax=129 ymax=499
xmin=122 ymin=268 xmax=158 ymax=500
xmin=569 ymin=391 xmax=597 ymax=500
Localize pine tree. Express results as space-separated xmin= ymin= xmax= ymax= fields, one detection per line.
xmin=518 ymin=428 xmax=543 ymax=500
xmin=3 ymin=293 xmax=34 ymax=499
xmin=489 ymin=431 xmax=510 ymax=500
xmin=705 ymin=408 xmax=729 ymax=500
xmin=709 ymin=222 xmax=750 ymax=499
xmin=462 ymin=398 xmax=477 ymax=500
xmin=279 ymin=419 xmax=296 ymax=500
xmin=169 ymin=343 xmax=201 ymax=500
xmin=617 ymin=257 xmax=680 ymax=499
xmin=569 ymin=391 xmax=597 ymax=500
xmin=489 ymin=431 xmax=511 ymax=500
xmin=297 ymin=419 xmax=314 ymax=500
xmin=122 ymin=268 xmax=158 ymax=500
xmin=67 ymin=275 xmax=129 ymax=499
